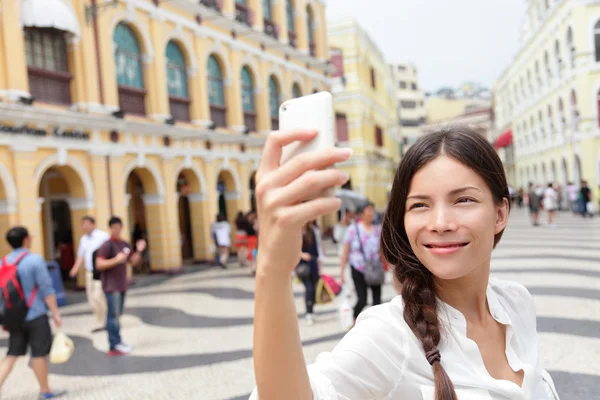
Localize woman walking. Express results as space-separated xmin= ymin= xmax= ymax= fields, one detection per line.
xmin=251 ymin=127 xmax=559 ymax=400
xmin=299 ymin=222 xmax=320 ymax=326
xmin=543 ymin=183 xmax=558 ymax=227
xmin=339 ymin=202 xmax=382 ymax=320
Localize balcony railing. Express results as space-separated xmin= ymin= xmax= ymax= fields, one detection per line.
xmin=210 ymin=105 xmax=227 ymax=128
xmin=263 ymin=19 xmax=278 ymax=39
xmin=288 ymin=31 xmax=297 ymax=48
xmin=200 ymin=0 xmax=222 ymax=12
xmin=169 ymin=96 xmax=191 ymax=122
xmin=244 ymin=112 xmax=256 ymax=133
xmin=309 ymin=41 xmax=316 ymax=57
xmin=27 ymin=66 xmax=71 ymax=105
xmin=271 ymin=117 xmax=279 ymax=131
xmin=118 ymin=85 xmax=146 ymax=115
xmin=235 ymin=3 xmax=253 ymax=26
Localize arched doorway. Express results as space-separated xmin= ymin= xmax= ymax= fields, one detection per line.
xmin=177 ymin=174 xmax=194 ymax=262
xmin=249 ymin=171 xmax=257 ymax=212
xmin=216 ymin=169 xmax=240 ymax=245
xmin=176 ymin=168 xmax=205 ymax=264
xmin=125 ymin=167 xmax=161 ymax=273
xmin=533 ymin=165 xmax=538 ymax=184
xmin=541 ymin=163 xmax=547 ymax=185
xmin=550 ymin=160 xmax=557 ymax=183
xmin=38 ymin=166 xmax=87 ymax=287
xmin=0 ymin=164 xmax=16 ymax=257
xmin=574 ymin=155 xmax=582 ymax=184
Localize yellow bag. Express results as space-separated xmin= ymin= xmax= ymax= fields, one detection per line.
xmin=316 ymin=278 xmax=335 ymax=305
xmin=49 ymin=330 xmax=74 ymax=364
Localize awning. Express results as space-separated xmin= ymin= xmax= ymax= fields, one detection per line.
xmin=494 ymin=130 xmax=513 ymax=149
xmin=21 ymin=0 xmax=81 ymax=37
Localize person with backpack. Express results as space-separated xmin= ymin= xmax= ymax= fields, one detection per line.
xmin=95 ymin=216 xmax=146 ymax=356
xmin=68 ymin=216 xmax=109 ymax=332
xmin=0 ymin=226 xmax=66 ymax=399
xmin=339 ymin=201 xmax=385 ymax=321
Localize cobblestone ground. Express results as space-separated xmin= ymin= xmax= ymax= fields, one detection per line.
xmin=1 ymin=209 xmax=599 ymax=399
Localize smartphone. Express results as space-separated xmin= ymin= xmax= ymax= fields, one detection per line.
xmin=279 ymin=91 xmax=335 ymax=165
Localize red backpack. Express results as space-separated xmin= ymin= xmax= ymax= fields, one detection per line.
xmin=0 ymin=253 xmax=38 ymax=329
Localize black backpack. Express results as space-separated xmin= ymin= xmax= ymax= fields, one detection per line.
xmin=0 ymin=252 xmax=37 ymax=329
xmin=91 ymin=241 xmax=115 ymax=280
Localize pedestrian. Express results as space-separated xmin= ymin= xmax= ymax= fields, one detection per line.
xmin=299 ymin=222 xmax=321 ymax=326
xmin=527 ymin=182 xmax=540 ymax=226
xmin=333 ymin=210 xmax=355 ymax=257
xmin=234 ymin=212 xmax=249 ymax=268
xmin=95 ymin=216 xmax=146 ymax=356
xmin=543 ymin=183 xmax=558 ymax=227
xmin=339 ymin=201 xmax=383 ymax=320
xmin=517 ymin=187 xmax=524 ymax=209
xmin=579 ymin=180 xmax=592 ymax=218
xmin=251 ymin=127 xmax=559 ymax=400
xmin=211 ymin=214 xmax=231 ymax=268
xmin=567 ymin=181 xmax=578 ymax=213
xmin=69 ymin=216 xmax=110 ymax=332
xmin=0 ymin=226 xmax=66 ymax=398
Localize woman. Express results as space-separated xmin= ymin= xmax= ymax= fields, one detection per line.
xmin=210 ymin=214 xmax=231 ymax=268
xmin=234 ymin=212 xmax=250 ymax=267
xmin=299 ymin=222 xmax=321 ymax=326
xmin=339 ymin=202 xmax=383 ymax=320
xmin=252 ymin=128 xmax=559 ymax=399
xmin=543 ymin=183 xmax=558 ymax=227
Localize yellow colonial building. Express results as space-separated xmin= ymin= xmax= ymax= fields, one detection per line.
xmin=494 ymin=0 xmax=600 ymax=200
xmin=0 ymin=0 xmax=331 ymax=285
xmin=328 ymin=18 xmax=401 ymax=211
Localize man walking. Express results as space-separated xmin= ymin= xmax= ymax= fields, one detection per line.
xmin=69 ymin=216 xmax=109 ymax=332
xmin=0 ymin=227 xmax=66 ymax=398
xmin=527 ymin=182 xmax=540 ymax=226
xmin=96 ymin=217 xmax=146 ymax=356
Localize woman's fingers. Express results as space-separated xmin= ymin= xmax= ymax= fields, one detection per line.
xmin=265 ymin=169 xmax=349 ymax=208
xmin=257 ymin=130 xmax=317 ymax=180
xmin=274 ymin=197 xmax=343 ymax=228
xmin=260 ymin=147 xmax=353 ymax=190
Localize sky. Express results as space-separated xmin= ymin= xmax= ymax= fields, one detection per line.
xmin=325 ymin=0 xmax=527 ymax=92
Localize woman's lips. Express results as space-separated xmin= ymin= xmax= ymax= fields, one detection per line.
xmin=424 ymin=242 xmax=469 ymax=255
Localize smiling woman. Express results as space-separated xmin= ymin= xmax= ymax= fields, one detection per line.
xmin=251 ymin=126 xmax=560 ymax=400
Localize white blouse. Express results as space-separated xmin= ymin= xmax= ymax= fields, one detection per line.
xmin=251 ymin=278 xmax=560 ymax=400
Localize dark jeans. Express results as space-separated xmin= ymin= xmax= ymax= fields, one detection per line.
xmin=301 ymin=273 xmax=320 ymax=315
xmin=105 ymin=291 xmax=126 ymax=351
xmin=351 ymin=267 xmax=381 ymax=319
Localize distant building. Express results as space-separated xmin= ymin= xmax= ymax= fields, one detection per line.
xmin=390 ymin=63 xmax=426 ymax=149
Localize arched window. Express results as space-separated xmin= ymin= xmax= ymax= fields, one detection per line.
xmin=558 ymin=98 xmax=565 ymax=128
xmin=292 ymin=83 xmax=302 ymax=98
xmin=208 ymin=55 xmax=226 ymax=127
xmin=544 ymin=50 xmax=551 ymax=83
xmin=535 ymin=60 xmax=541 ymax=89
xmin=554 ymin=40 xmax=562 ymax=78
xmin=595 ymin=20 xmax=600 ymax=62
xmin=530 ymin=116 xmax=535 ymax=141
xmin=24 ymin=28 xmax=71 ymax=104
xmin=306 ymin=6 xmax=316 ymax=56
xmin=166 ymin=41 xmax=189 ymax=122
xmin=571 ymin=89 xmax=579 ymax=130
xmin=241 ymin=66 xmax=256 ymax=132
xmin=566 ymin=27 xmax=575 ymax=68
xmin=547 ymin=105 xmax=554 ymax=136
xmin=269 ymin=75 xmax=280 ymax=130
xmin=286 ymin=0 xmax=296 ymax=47
xmin=262 ymin=0 xmax=277 ymax=38
xmin=114 ymin=22 xmax=145 ymax=115
xmin=527 ymin=69 xmax=532 ymax=94
xmin=538 ymin=110 xmax=545 ymax=138
xmin=262 ymin=0 xmax=272 ymax=20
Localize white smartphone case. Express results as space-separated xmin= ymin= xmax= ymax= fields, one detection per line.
xmin=279 ymin=91 xmax=335 ymax=165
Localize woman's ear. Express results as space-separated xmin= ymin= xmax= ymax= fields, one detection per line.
xmin=494 ymin=197 xmax=510 ymax=235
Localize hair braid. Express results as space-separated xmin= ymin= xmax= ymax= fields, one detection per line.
xmin=402 ymin=273 xmax=458 ymax=400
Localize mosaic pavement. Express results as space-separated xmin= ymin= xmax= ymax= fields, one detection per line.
xmin=1 ymin=208 xmax=599 ymax=399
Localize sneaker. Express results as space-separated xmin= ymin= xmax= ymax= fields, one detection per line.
xmin=107 ymin=348 xmax=128 ymax=356
xmin=305 ymin=313 xmax=315 ymax=326
xmin=91 ymin=326 xmax=106 ymax=333
xmin=115 ymin=343 xmax=133 ymax=353
xmin=39 ymin=390 xmax=67 ymax=399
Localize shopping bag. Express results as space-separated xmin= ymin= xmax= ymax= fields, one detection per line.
xmin=587 ymin=201 xmax=594 ymax=214
xmin=49 ymin=330 xmax=74 ymax=364
xmin=338 ymin=286 xmax=354 ymax=331
xmin=316 ymin=278 xmax=335 ymax=304
xmin=320 ymin=274 xmax=342 ymax=296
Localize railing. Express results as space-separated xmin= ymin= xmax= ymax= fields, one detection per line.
xmin=288 ymin=31 xmax=297 ymax=48
xmin=244 ymin=112 xmax=256 ymax=133
xmin=169 ymin=96 xmax=191 ymax=122
xmin=118 ymin=85 xmax=146 ymax=115
xmin=263 ymin=19 xmax=278 ymax=39
xmin=235 ymin=3 xmax=253 ymax=26
xmin=210 ymin=105 xmax=227 ymax=128
xmin=200 ymin=0 xmax=222 ymax=12
xmin=27 ymin=66 xmax=71 ymax=105
xmin=271 ymin=117 xmax=279 ymax=131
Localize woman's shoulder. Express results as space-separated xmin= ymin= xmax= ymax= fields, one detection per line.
xmin=488 ymin=277 xmax=537 ymax=325
xmin=348 ymin=296 xmax=412 ymax=343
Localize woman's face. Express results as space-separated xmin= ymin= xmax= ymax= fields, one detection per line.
xmin=361 ymin=206 xmax=375 ymax=223
xmin=403 ymin=156 xmax=508 ymax=281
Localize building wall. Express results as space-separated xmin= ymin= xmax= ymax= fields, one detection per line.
xmin=494 ymin=0 xmax=600 ymax=197
xmin=0 ymin=0 xmax=331 ymax=286
xmin=390 ymin=63 xmax=426 ymax=143
xmin=328 ymin=19 xmax=401 ymax=211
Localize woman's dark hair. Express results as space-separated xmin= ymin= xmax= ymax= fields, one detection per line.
xmin=381 ymin=127 xmax=509 ymax=400
xmin=357 ymin=201 xmax=374 ymax=215
xmin=235 ymin=212 xmax=247 ymax=230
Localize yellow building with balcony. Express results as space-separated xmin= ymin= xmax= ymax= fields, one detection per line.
xmin=495 ymin=0 xmax=600 ymax=201
xmin=0 ymin=0 xmax=331 ymax=286
xmin=328 ymin=18 xmax=401 ymax=211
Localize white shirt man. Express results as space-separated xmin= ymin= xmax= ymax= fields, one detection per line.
xmin=70 ymin=217 xmax=109 ymax=331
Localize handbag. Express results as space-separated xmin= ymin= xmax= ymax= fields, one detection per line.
xmin=355 ymin=223 xmax=385 ymax=286
xmin=294 ymin=262 xmax=311 ymax=280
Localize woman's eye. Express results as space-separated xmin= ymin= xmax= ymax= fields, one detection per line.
xmin=457 ymin=197 xmax=476 ymax=204
xmin=408 ymin=203 xmax=426 ymax=210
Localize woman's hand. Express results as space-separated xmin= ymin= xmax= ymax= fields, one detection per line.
xmin=300 ymin=252 xmax=312 ymax=262
xmin=255 ymin=130 xmax=352 ymax=279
